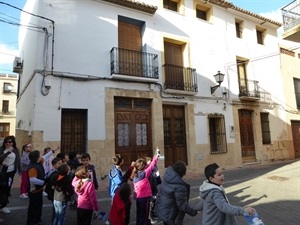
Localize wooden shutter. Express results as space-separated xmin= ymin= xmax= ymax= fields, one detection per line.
xmin=118 ymin=21 xmax=142 ymax=51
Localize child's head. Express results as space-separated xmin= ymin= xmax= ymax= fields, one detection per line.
xmin=69 ymin=151 xmax=77 ymax=160
xmin=112 ymin=154 xmax=124 ymax=166
xmin=172 ymin=161 xmax=186 ymax=178
xmin=44 ymin=147 xmax=51 ymax=155
xmin=204 ymin=163 xmax=224 ymax=185
xmin=52 ymin=157 xmax=62 ymax=169
xmin=145 ymin=157 xmax=152 ymax=165
xmin=57 ymin=163 xmax=70 ymax=176
xmin=57 ymin=153 xmax=67 ymax=163
xmin=29 ymin=150 xmax=40 ymax=163
xmin=131 ymin=158 xmax=147 ymax=179
xmin=75 ymin=165 xmax=89 ymax=179
xmin=22 ymin=143 xmax=32 ymax=153
xmin=119 ymin=182 xmax=131 ymax=202
xmin=81 ymin=153 xmax=91 ymax=166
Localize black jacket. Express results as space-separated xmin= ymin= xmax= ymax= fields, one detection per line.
xmin=155 ymin=166 xmax=197 ymax=225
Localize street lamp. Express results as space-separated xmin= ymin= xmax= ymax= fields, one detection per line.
xmin=211 ymin=71 xmax=225 ymax=94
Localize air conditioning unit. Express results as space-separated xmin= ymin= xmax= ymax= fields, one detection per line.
xmin=13 ymin=57 xmax=23 ymax=73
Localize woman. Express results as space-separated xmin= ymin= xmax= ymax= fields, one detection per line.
xmin=0 ymin=135 xmax=21 ymax=214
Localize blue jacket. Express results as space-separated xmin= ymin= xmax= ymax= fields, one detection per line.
xmin=109 ymin=165 xmax=122 ymax=197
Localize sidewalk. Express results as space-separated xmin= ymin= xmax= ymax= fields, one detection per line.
xmin=0 ymin=159 xmax=299 ymax=225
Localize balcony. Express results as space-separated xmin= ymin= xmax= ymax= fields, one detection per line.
xmin=110 ymin=47 xmax=159 ymax=83
xmin=239 ymin=79 xmax=260 ymax=101
xmin=281 ymin=0 xmax=300 ymax=42
xmin=163 ymin=64 xmax=198 ymax=95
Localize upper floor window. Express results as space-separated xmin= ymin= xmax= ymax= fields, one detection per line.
xmin=163 ymin=0 xmax=178 ymax=12
xmin=260 ymin=113 xmax=271 ymax=144
xmin=294 ymin=78 xmax=300 ymax=108
xmin=235 ymin=19 xmax=243 ymax=38
xmin=196 ymin=4 xmax=211 ymax=22
xmin=256 ymin=26 xmax=266 ymax=45
xmin=2 ymin=100 xmax=9 ymax=113
xmin=3 ymin=83 xmax=12 ymax=93
xmin=208 ymin=114 xmax=227 ymax=154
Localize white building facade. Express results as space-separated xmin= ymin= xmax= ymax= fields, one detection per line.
xmin=16 ymin=0 xmax=292 ymax=176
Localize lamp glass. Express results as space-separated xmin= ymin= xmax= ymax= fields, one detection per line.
xmin=214 ymin=71 xmax=225 ymax=84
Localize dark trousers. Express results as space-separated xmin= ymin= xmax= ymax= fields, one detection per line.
xmin=26 ymin=191 xmax=43 ymax=225
xmin=77 ymin=208 xmax=93 ymax=225
xmin=4 ymin=170 xmax=16 ymax=196
xmin=136 ymin=197 xmax=151 ymax=225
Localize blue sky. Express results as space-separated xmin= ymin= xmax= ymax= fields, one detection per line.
xmin=0 ymin=0 xmax=294 ymax=74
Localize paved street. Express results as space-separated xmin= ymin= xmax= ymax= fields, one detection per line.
xmin=0 ymin=159 xmax=299 ymax=225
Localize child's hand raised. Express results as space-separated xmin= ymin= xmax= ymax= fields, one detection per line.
xmin=156 ymin=147 xmax=160 ymax=157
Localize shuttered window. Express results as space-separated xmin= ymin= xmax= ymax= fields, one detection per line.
xmin=118 ymin=21 xmax=142 ymax=51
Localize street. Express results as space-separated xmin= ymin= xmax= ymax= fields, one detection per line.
xmin=1 ymin=159 xmax=299 ymax=225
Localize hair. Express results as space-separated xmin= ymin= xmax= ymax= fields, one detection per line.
xmin=119 ymin=182 xmax=131 ymax=203
xmin=112 ymin=154 xmax=123 ymax=166
xmin=172 ymin=161 xmax=187 ymax=178
xmin=144 ymin=157 xmax=152 ymax=163
xmin=74 ymin=165 xmax=89 ymax=191
xmin=131 ymin=158 xmax=147 ymax=179
xmin=81 ymin=153 xmax=91 ymax=160
xmin=1 ymin=135 xmax=17 ymax=149
xmin=51 ymin=157 xmax=62 ymax=166
xmin=21 ymin=143 xmax=31 ymax=154
xmin=68 ymin=151 xmax=77 ymax=160
xmin=44 ymin=147 xmax=51 ymax=154
xmin=29 ymin=150 xmax=40 ymax=163
xmin=57 ymin=163 xmax=70 ymax=176
xmin=204 ymin=163 xmax=220 ymax=181
xmin=57 ymin=153 xmax=66 ymax=161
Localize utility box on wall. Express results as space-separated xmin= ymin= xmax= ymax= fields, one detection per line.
xmin=229 ymin=125 xmax=235 ymax=138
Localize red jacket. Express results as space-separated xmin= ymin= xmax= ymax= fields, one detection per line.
xmin=109 ymin=188 xmax=131 ymax=225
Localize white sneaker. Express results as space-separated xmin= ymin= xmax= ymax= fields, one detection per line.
xmin=20 ymin=193 xmax=28 ymax=199
xmin=43 ymin=191 xmax=48 ymax=197
xmin=0 ymin=207 xmax=10 ymax=214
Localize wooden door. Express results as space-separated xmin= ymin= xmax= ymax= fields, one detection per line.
xmin=164 ymin=42 xmax=184 ymax=90
xmin=0 ymin=123 xmax=10 ymax=142
xmin=291 ymin=121 xmax=300 ymax=158
xmin=163 ymin=105 xmax=187 ymax=167
xmin=238 ymin=109 xmax=256 ymax=160
xmin=115 ymin=98 xmax=152 ymax=168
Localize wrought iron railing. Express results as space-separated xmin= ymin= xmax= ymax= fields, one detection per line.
xmin=163 ymin=64 xmax=198 ymax=92
xmin=281 ymin=0 xmax=300 ymax=31
xmin=110 ymin=47 xmax=158 ymax=79
xmin=239 ymin=79 xmax=260 ymax=98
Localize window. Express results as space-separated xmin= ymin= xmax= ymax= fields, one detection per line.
xmin=256 ymin=26 xmax=265 ymax=45
xmin=294 ymin=78 xmax=300 ymax=108
xmin=3 ymin=83 xmax=12 ymax=93
xmin=163 ymin=0 xmax=177 ymax=12
xmin=237 ymin=59 xmax=248 ymax=95
xmin=2 ymin=100 xmax=9 ymax=113
xmin=260 ymin=113 xmax=271 ymax=144
xmin=208 ymin=114 xmax=227 ymax=154
xmin=196 ymin=4 xmax=211 ymax=21
xmin=235 ymin=19 xmax=243 ymax=38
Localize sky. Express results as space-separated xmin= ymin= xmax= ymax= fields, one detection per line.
xmin=0 ymin=0 xmax=294 ymax=74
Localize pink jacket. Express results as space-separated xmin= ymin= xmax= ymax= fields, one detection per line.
xmin=72 ymin=176 xmax=99 ymax=211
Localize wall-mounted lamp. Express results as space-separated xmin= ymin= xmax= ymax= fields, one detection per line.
xmin=211 ymin=71 xmax=225 ymax=94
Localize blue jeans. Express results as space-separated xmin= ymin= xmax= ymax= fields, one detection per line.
xmin=53 ymin=200 xmax=68 ymax=225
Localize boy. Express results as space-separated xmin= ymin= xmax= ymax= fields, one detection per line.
xmin=26 ymin=150 xmax=45 ymax=225
xmin=198 ymin=163 xmax=255 ymax=225
xmin=80 ymin=153 xmax=99 ymax=190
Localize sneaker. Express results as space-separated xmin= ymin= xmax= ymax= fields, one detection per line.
xmin=150 ymin=218 xmax=158 ymax=224
xmin=105 ymin=220 xmax=110 ymax=225
xmin=34 ymin=220 xmax=45 ymax=225
xmin=0 ymin=218 xmax=4 ymax=223
xmin=42 ymin=191 xmax=47 ymax=197
xmin=0 ymin=207 xmax=10 ymax=214
xmin=20 ymin=193 xmax=28 ymax=199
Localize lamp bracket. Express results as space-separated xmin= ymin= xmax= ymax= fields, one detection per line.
xmin=211 ymin=85 xmax=220 ymax=94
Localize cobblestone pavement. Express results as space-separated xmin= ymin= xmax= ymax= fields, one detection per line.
xmin=1 ymin=159 xmax=299 ymax=225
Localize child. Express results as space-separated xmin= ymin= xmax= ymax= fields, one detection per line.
xmin=80 ymin=153 xmax=99 ymax=190
xmin=109 ymin=182 xmax=132 ymax=225
xmin=145 ymin=157 xmax=161 ymax=223
xmin=43 ymin=147 xmax=54 ymax=175
xmin=72 ymin=165 xmax=99 ymax=225
xmin=131 ymin=149 xmax=160 ymax=225
xmin=108 ymin=154 xmax=124 ymax=198
xmin=26 ymin=150 xmax=45 ymax=225
xmin=198 ymin=163 xmax=255 ymax=225
xmin=20 ymin=143 xmax=32 ymax=198
xmin=53 ymin=163 xmax=75 ymax=225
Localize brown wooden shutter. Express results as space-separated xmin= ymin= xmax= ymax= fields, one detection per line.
xmin=118 ymin=21 xmax=142 ymax=51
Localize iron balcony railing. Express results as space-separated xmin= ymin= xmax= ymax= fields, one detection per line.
xmin=163 ymin=64 xmax=198 ymax=92
xmin=281 ymin=0 xmax=300 ymax=31
xmin=110 ymin=47 xmax=158 ymax=79
xmin=239 ymin=79 xmax=260 ymax=98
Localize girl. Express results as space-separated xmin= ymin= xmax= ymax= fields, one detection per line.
xmin=131 ymin=149 xmax=160 ymax=225
xmin=72 ymin=165 xmax=99 ymax=225
xmin=109 ymin=154 xmax=124 ymax=198
xmin=109 ymin=182 xmax=132 ymax=225
xmin=20 ymin=143 xmax=32 ymax=198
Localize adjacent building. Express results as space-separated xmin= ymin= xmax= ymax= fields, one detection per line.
xmin=16 ymin=0 xmax=296 ymax=176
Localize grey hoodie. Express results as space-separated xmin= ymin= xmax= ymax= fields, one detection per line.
xmin=198 ymin=180 xmax=245 ymax=225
